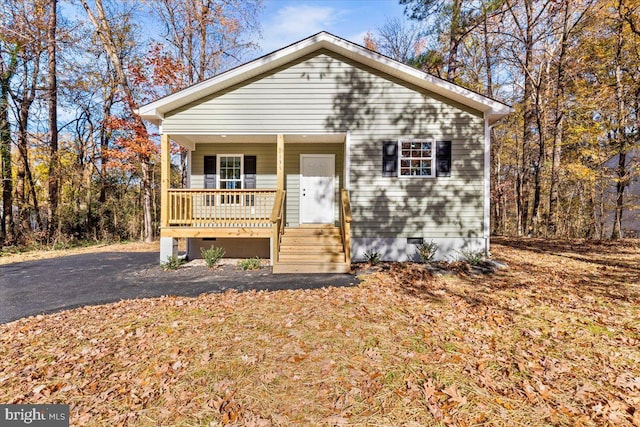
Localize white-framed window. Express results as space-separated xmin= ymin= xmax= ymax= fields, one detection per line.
xmin=217 ymin=154 xmax=243 ymax=189
xmin=399 ymin=139 xmax=434 ymax=177
xmin=218 ymin=154 xmax=243 ymax=204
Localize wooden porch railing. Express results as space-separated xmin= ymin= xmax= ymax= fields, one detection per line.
xmin=167 ymin=189 xmax=277 ymax=227
xmin=340 ymin=189 xmax=352 ymax=264
xmin=269 ymin=190 xmax=286 ymax=264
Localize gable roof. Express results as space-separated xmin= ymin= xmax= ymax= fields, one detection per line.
xmin=137 ymin=32 xmax=512 ymax=126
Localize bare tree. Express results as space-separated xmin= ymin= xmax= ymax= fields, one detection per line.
xmin=80 ymin=0 xmax=154 ymax=242
xmin=154 ymin=0 xmax=262 ymax=85
xmin=374 ymin=17 xmax=425 ymax=63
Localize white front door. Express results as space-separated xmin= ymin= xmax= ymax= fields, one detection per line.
xmin=300 ymin=154 xmax=335 ymax=224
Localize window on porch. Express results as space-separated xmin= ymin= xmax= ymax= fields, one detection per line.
xmin=219 ymin=155 xmax=243 ymax=204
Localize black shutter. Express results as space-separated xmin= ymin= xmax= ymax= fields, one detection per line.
xmin=244 ymin=156 xmax=257 ymax=189
xmin=436 ymin=141 xmax=452 ymax=177
xmin=382 ymin=141 xmax=398 ymax=177
xmin=204 ymin=156 xmax=217 ymax=188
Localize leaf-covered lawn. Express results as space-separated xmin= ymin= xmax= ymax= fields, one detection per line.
xmin=0 ymin=241 xmax=159 ymax=265
xmin=1 ymin=238 xmax=639 ymax=426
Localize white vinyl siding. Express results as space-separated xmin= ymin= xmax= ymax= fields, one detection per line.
xmin=168 ymin=50 xmax=485 ymax=238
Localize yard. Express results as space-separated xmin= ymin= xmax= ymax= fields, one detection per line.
xmin=1 ymin=238 xmax=639 ymax=426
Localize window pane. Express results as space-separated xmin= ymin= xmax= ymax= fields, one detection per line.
xmin=398 ymin=140 xmax=434 ymax=178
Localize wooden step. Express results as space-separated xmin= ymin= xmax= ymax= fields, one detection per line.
xmin=283 ymin=227 xmax=341 ymax=237
xmin=279 ymin=244 xmax=344 ymax=252
xmin=273 ymin=262 xmax=351 ymax=274
xmin=280 ymin=235 xmax=343 ymax=245
xmin=274 ymin=226 xmax=349 ymax=274
xmin=278 ymin=252 xmax=346 ymax=263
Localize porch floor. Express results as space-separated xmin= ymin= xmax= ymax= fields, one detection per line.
xmin=161 ymin=227 xmax=271 ymax=238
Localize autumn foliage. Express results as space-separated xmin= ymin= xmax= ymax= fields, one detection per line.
xmin=103 ymin=115 xmax=157 ymax=172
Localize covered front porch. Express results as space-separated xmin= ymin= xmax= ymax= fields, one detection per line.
xmin=159 ymin=133 xmax=352 ymax=273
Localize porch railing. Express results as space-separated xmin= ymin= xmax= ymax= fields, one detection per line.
xmin=269 ymin=190 xmax=286 ymax=263
xmin=340 ymin=189 xmax=352 ymax=264
xmin=167 ymin=189 xmax=277 ymax=227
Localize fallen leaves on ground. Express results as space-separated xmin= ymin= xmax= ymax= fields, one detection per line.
xmin=0 ymin=241 xmax=159 ymax=265
xmin=1 ymin=238 xmax=639 ymax=426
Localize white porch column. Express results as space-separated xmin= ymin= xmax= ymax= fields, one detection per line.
xmin=483 ymin=113 xmax=491 ymax=255
xmin=160 ymin=237 xmax=178 ymax=263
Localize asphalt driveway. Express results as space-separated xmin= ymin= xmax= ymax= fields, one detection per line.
xmin=0 ymin=252 xmax=357 ymax=324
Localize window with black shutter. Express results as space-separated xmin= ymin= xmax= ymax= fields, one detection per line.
xmin=382 ymin=139 xmax=453 ymax=178
xmin=382 ymin=141 xmax=398 ymax=176
xmin=204 ymin=155 xmax=216 ymax=205
xmin=204 ymin=155 xmax=216 ymax=188
xmin=436 ymin=141 xmax=452 ymax=177
xmin=244 ymin=155 xmax=256 ymax=206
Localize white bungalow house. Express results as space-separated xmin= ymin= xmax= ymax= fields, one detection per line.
xmin=137 ymin=32 xmax=512 ymax=273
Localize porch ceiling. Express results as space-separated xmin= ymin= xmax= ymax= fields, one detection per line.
xmin=169 ymin=133 xmax=346 ymax=149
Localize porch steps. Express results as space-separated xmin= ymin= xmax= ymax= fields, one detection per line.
xmin=273 ymin=225 xmax=350 ymax=274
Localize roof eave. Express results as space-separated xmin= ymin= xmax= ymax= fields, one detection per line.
xmin=138 ymin=32 xmax=512 ymax=125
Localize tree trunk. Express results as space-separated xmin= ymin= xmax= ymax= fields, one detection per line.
xmin=611 ymin=3 xmax=627 ymax=239
xmin=446 ymin=0 xmax=463 ymax=81
xmin=81 ymin=0 xmax=154 ymax=242
xmin=0 ymin=47 xmax=18 ymax=245
xmin=141 ymin=160 xmax=153 ymax=243
xmin=15 ymin=57 xmax=43 ymax=239
xmin=530 ymin=89 xmax=545 ymax=236
xmin=47 ymin=0 xmax=59 ymax=241
xmin=518 ymin=0 xmax=535 ymax=236
xmin=547 ymin=1 xmax=571 ymax=236
xmin=99 ymin=86 xmax=115 ymax=204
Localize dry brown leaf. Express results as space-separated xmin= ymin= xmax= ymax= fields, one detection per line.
xmin=443 ymin=384 xmax=467 ymax=406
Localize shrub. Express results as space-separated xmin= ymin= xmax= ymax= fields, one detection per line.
xmin=416 ymin=241 xmax=439 ymax=263
xmin=201 ymin=246 xmax=225 ymax=268
xmin=237 ymin=257 xmax=261 ymax=271
xmin=161 ymin=255 xmax=185 ymax=270
xmin=363 ymin=250 xmax=381 ymax=265
xmin=460 ymin=249 xmax=486 ymax=266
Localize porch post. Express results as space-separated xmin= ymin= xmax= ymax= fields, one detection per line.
xmin=277 ymin=133 xmax=284 ymax=190
xmin=344 ymin=131 xmax=350 ymax=191
xmin=160 ymin=133 xmax=170 ymax=228
xmin=159 ymin=133 xmax=177 ymax=263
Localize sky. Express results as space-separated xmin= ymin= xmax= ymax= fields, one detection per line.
xmin=255 ymin=0 xmax=407 ymax=55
